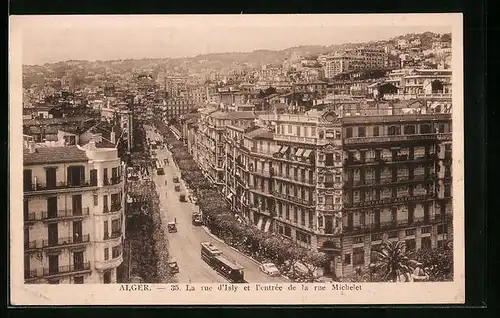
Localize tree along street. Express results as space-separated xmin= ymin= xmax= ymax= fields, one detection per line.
xmin=145 ymin=126 xmax=286 ymax=283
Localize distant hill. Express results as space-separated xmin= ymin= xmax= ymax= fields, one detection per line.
xmin=23 ymin=31 xmax=451 ymax=82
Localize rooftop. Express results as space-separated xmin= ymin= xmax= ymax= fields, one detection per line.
xmin=24 ymin=145 xmax=89 ymax=166
xmin=244 ymin=127 xmax=274 ymax=140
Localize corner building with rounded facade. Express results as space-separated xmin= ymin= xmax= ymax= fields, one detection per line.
xmin=214 ymin=103 xmax=452 ymax=279
xmin=23 ymin=140 xmax=126 ymax=284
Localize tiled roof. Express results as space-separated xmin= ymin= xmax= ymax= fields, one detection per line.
xmin=225 ymin=112 xmax=257 ymax=120
xmin=23 ymin=116 xmax=93 ymax=127
xmin=24 ymin=146 xmax=89 ymax=165
xmin=210 ymin=111 xmax=228 ymax=119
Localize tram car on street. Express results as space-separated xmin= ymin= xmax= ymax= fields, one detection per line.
xmin=200 ymin=242 xmax=245 ymax=283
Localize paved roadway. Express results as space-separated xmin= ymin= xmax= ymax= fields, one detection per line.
xmin=144 ymin=125 xmax=286 ymax=284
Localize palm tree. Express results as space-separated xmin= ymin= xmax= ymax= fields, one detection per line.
xmin=373 ymin=240 xmax=418 ymax=282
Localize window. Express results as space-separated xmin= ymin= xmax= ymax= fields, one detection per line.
xmin=324 ymin=173 xmax=334 ymax=187
xmin=405 ymin=239 xmax=416 ymax=251
xmin=353 ymin=248 xmax=365 ymax=265
xmin=112 ymin=245 xmax=122 ymax=258
xmin=439 ymin=124 xmax=446 ymax=133
xmin=93 ymin=194 xmax=98 ymax=207
xmin=344 ymin=253 xmax=351 ymax=265
xmin=293 ymin=207 xmax=298 ymax=223
xmin=359 ymin=212 xmax=365 ymax=225
xmin=346 ymin=127 xmax=353 ymax=138
xmin=296 ymin=126 xmax=301 ymax=136
xmin=420 ymin=124 xmax=432 ymax=134
xmin=404 ymin=125 xmax=416 ymax=135
xmin=437 ymin=224 xmax=448 ymax=234
xmin=74 ymin=276 xmax=84 ymax=284
xmin=311 ymin=127 xmax=316 ymax=136
xmin=103 ymin=221 xmax=109 ymax=239
xmin=288 ymin=125 xmax=292 ymax=133
xmin=388 ymin=125 xmax=401 ymax=135
xmin=325 ymin=153 xmax=334 ymax=166
xmin=284 ymin=226 xmax=292 ymax=237
xmin=104 ymin=248 xmax=109 ymax=260
xmin=325 ymin=195 xmax=333 ymax=205
xmin=335 ymin=152 xmax=341 ymax=162
xmin=373 ymin=126 xmax=380 ymax=136
xmin=358 ymin=127 xmax=366 ymax=137
xmin=103 ymin=195 xmax=108 ymax=212
xmin=421 ymin=236 xmax=432 ymax=249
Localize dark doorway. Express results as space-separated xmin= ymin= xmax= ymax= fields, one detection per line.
xmin=73 ymin=251 xmax=84 ymax=270
xmin=103 ymin=270 xmax=112 ymax=284
xmin=48 ymin=223 xmax=58 ymax=246
xmin=72 ymin=194 xmax=82 ymax=216
xmin=48 ymin=254 xmax=59 ymax=274
xmin=73 ymin=221 xmax=82 ymax=242
xmin=431 ymin=80 xmax=444 ymax=93
xmin=47 ymin=197 xmax=58 ymax=218
xmin=90 ymin=169 xmax=98 ymax=186
xmin=24 ymin=170 xmax=32 ymax=190
xmin=67 ymin=166 xmax=85 ymax=186
xmin=46 ymin=167 xmax=57 ymax=189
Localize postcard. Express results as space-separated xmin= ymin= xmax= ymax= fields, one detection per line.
xmin=10 ymin=13 xmax=464 ymax=305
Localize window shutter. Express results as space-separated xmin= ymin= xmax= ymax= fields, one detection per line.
xmin=67 ymin=167 xmax=72 ymax=185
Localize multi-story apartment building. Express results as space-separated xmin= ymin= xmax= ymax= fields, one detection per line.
xmin=195 ymin=108 xmax=260 ymax=188
xmin=187 ymin=103 xmax=453 ymax=278
xmin=383 ymin=68 xmax=452 ymax=99
xmin=324 ymin=48 xmax=388 ymax=79
xmin=160 ymin=100 xmax=198 ymax=123
xmin=23 ymin=134 xmax=126 ymax=284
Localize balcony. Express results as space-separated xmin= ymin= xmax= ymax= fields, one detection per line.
xmin=24 ymin=180 xmax=96 ymax=194
xmin=24 ymin=240 xmax=39 ymax=251
xmin=344 ymin=133 xmax=451 ymax=146
xmin=104 ymin=231 xmax=123 ymax=241
xmin=344 ymin=195 xmax=432 ymax=210
xmin=248 ymin=186 xmax=274 ymax=197
xmin=274 ymin=134 xmax=317 ymax=145
xmin=274 ymin=174 xmax=315 ymax=187
xmin=249 ymin=206 xmax=274 ymax=217
xmin=344 ymin=217 xmax=439 ymax=235
xmin=42 ymin=234 xmax=91 ymax=249
xmin=41 ymin=208 xmax=90 ymax=221
xmin=24 ymin=269 xmax=38 ymax=280
xmin=104 ymin=203 xmax=122 ymax=214
xmin=95 ymin=254 xmax=124 ymax=271
xmin=108 ymin=176 xmax=123 ymax=186
xmin=272 ymin=191 xmax=315 ymax=207
xmin=42 ymin=261 xmax=92 ymax=278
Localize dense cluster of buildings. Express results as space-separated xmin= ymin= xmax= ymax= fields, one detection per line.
xmin=21 ymin=31 xmax=453 ymax=282
xmin=180 ymin=92 xmax=453 ymax=278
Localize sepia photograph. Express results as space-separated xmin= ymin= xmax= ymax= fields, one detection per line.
xmin=9 ymin=13 xmax=464 ymax=305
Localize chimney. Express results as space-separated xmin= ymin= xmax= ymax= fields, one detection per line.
xmin=111 ymin=131 xmax=116 ymax=144
xmin=27 ymin=141 xmax=36 ymax=153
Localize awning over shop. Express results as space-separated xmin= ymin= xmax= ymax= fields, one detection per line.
xmin=302 ymin=149 xmax=312 ymax=158
xmin=296 ymin=149 xmax=306 ymax=157
xmin=256 ymin=216 xmax=264 ymax=230
xmin=279 ymin=146 xmax=290 ymax=154
xmin=264 ymin=219 xmax=272 ymax=232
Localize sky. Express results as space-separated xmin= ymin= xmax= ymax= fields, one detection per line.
xmin=14 ymin=15 xmax=455 ymax=65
